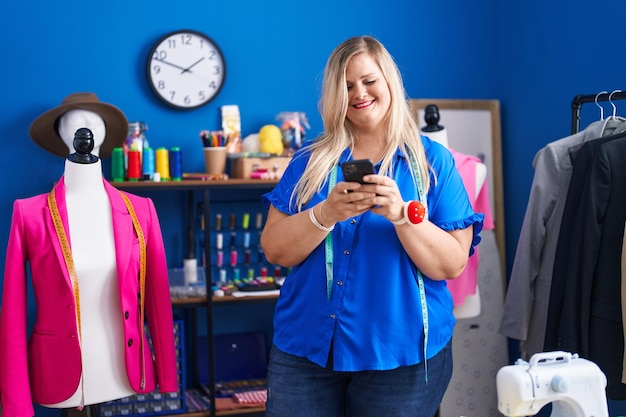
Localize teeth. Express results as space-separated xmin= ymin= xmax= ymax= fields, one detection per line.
xmin=355 ymin=101 xmax=373 ymax=109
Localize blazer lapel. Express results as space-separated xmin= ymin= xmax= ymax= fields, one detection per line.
xmin=104 ymin=181 xmax=133 ymax=289
xmin=45 ymin=177 xmax=75 ymax=292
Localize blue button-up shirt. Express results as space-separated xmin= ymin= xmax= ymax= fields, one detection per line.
xmin=262 ymin=136 xmax=483 ymax=371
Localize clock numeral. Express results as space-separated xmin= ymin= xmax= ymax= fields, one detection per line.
xmin=153 ymin=50 xmax=168 ymax=61
xmin=166 ymin=39 xmax=177 ymax=49
xmin=184 ymin=95 xmax=192 ymax=105
xmin=169 ymin=91 xmax=176 ymax=101
xmin=212 ymin=65 xmax=221 ymax=76
xmin=199 ymin=91 xmax=206 ymax=101
xmin=157 ymin=80 xmax=166 ymax=90
xmin=209 ymin=81 xmax=218 ymax=90
xmin=179 ymin=34 xmax=192 ymax=46
xmin=152 ymin=64 xmax=161 ymax=75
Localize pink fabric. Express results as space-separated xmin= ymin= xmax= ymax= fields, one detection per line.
xmin=0 ymin=178 xmax=178 ymax=417
xmin=447 ymin=150 xmax=494 ymax=306
xmin=233 ymin=389 xmax=267 ymax=404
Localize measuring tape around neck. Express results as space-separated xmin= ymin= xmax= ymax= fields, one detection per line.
xmin=323 ymin=158 xmax=430 ymax=380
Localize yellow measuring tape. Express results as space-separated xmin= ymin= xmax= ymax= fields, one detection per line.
xmin=48 ymin=188 xmax=148 ymax=402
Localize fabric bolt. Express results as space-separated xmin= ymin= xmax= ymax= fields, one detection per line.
xmin=262 ymin=136 xmax=483 ymax=372
xmin=233 ymin=390 xmax=267 ymax=404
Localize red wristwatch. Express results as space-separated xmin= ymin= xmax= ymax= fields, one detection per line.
xmin=405 ymin=200 xmax=426 ymax=225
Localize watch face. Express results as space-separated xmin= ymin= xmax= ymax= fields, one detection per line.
xmin=146 ymin=30 xmax=226 ymax=110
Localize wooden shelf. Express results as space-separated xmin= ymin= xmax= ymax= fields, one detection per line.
xmin=111 ymin=178 xmax=278 ymax=191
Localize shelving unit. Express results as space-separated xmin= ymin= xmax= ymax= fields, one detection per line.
xmin=112 ymin=178 xmax=279 ymax=417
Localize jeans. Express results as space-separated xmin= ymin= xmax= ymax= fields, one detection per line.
xmin=265 ymin=341 xmax=452 ymax=417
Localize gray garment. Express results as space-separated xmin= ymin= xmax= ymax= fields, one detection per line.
xmin=499 ymin=119 xmax=617 ymax=359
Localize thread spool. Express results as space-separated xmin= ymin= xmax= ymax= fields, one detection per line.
xmin=111 ymin=147 xmax=125 ymax=182
xmin=142 ymin=147 xmax=155 ymax=181
xmin=127 ymin=150 xmax=142 ymax=181
xmin=155 ymin=147 xmax=170 ymax=181
xmin=169 ymin=147 xmax=182 ymax=181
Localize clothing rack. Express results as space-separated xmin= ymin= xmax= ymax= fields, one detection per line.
xmin=571 ymin=90 xmax=626 ymax=134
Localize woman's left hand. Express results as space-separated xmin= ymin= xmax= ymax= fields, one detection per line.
xmin=356 ymin=174 xmax=405 ymax=223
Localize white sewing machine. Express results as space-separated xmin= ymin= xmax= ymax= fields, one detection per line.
xmin=496 ymin=351 xmax=609 ymax=417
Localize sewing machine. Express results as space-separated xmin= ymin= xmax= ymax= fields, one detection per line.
xmin=496 ymin=351 xmax=609 ymax=417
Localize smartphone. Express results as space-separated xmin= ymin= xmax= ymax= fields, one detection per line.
xmin=341 ymin=159 xmax=375 ymax=184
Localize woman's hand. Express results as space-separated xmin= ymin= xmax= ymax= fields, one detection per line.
xmin=316 ymin=179 xmax=378 ymax=225
xmin=349 ymin=174 xmax=405 ymax=223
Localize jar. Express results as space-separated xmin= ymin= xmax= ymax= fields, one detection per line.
xmin=126 ymin=121 xmax=149 ymax=153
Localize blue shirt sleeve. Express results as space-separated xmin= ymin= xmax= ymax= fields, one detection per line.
xmin=423 ymin=138 xmax=484 ymax=255
xmin=262 ymin=148 xmax=312 ymax=215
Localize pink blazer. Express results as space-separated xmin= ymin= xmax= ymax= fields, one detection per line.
xmin=0 ymin=178 xmax=178 ymax=417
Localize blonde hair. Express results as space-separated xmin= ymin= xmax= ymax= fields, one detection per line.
xmin=292 ymin=35 xmax=431 ymax=211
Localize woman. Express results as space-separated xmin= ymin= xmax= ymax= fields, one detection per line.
xmin=261 ymin=36 xmax=483 ymax=417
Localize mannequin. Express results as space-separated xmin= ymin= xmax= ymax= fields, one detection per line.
xmin=422 ymin=104 xmax=487 ymax=319
xmin=0 ymin=96 xmax=178 ymax=417
xmin=42 ymin=110 xmax=136 ymax=408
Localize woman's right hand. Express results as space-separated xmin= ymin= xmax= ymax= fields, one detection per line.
xmin=319 ymin=181 xmax=376 ymax=225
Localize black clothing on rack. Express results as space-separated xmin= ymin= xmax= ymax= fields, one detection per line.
xmin=545 ymin=91 xmax=626 ymax=400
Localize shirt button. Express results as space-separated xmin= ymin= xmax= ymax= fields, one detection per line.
xmin=343 ymin=249 xmax=350 ymax=255
xmin=128 ymin=339 xmax=133 ymax=347
xmin=124 ymin=311 xmax=129 ymax=320
xmin=350 ymin=219 xmax=356 ymax=224
xmin=330 ymin=313 xmax=336 ymax=319
xmin=337 ymin=281 xmax=343 ymax=286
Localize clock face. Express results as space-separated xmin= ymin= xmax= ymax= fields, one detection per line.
xmin=146 ymin=30 xmax=226 ymax=110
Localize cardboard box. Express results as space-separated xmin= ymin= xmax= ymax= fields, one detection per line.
xmin=230 ymin=156 xmax=291 ymax=179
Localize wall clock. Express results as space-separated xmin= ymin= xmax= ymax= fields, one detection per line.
xmin=146 ymin=30 xmax=226 ymax=110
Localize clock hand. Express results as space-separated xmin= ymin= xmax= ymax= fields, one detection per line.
xmin=181 ymin=57 xmax=205 ymax=74
xmin=154 ymin=58 xmax=188 ymax=72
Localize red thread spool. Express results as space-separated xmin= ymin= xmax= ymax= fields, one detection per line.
xmin=127 ymin=150 xmax=142 ymax=181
